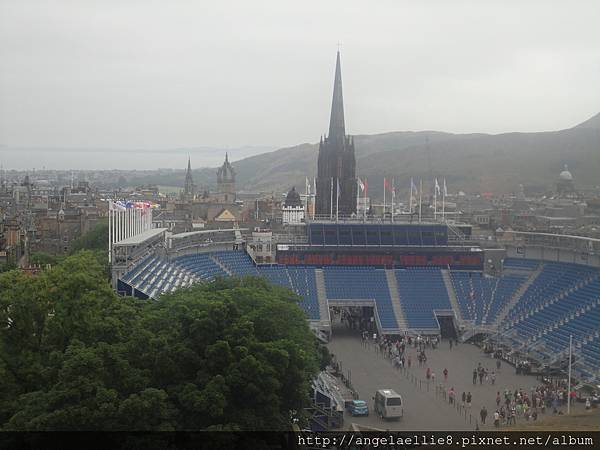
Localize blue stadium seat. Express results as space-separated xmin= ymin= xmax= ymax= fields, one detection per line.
xmin=322 ymin=266 xmax=398 ymax=330
xmin=451 ymin=272 xmax=525 ymax=325
xmin=394 ymin=268 xmax=451 ymax=329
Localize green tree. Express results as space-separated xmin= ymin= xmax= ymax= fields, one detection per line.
xmin=29 ymin=252 xmax=62 ymax=267
xmin=0 ymin=257 xmax=322 ymax=431
xmin=69 ymin=219 xmax=108 ymax=254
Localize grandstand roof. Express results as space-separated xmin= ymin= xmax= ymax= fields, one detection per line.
xmin=169 ymin=228 xmax=247 ymax=239
xmin=504 ymin=230 xmax=600 ymax=243
xmin=116 ymin=228 xmax=167 ymax=246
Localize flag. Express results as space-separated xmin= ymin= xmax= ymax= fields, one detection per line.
xmin=358 ymin=178 xmax=365 ymax=192
xmin=411 ymin=179 xmax=418 ymax=193
xmin=443 ymin=178 xmax=448 ymax=196
xmin=109 ymin=201 xmax=126 ymax=211
xmin=336 ymin=178 xmax=341 ymax=199
xmin=435 ymin=178 xmax=441 ymax=195
xmin=364 ymin=178 xmax=368 ymax=195
xmin=306 ymin=177 xmax=311 ymax=195
xmin=384 ymin=178 xmax=395 ymax=194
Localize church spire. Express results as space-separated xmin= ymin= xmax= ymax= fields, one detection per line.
xmin=328 ymin=50 xmax=345 ymax=142
xmin=184 ymin=156 xmax=194 ymax=197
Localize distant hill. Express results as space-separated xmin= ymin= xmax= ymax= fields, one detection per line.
xmin=154 ymin=113 xmax=600 ymax=197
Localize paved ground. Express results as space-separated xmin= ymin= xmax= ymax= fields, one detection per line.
xmin=327 ymin=322 xmax=582 ymax=431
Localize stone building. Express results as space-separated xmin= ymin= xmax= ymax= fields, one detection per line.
xmin=315 ymin=51 xmax=357 ymax=217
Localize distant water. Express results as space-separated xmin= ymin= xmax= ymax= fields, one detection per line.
xmin=0 ymin=146 xmax=277 ymax=170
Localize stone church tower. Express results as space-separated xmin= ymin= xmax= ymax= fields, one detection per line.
xmin=183 ymin=157 xmax=195 ymax=200
xmin=217 ymin=153 xmax=236 ymax=203
xmin=315 ymin=51 xmax=357 ymax=217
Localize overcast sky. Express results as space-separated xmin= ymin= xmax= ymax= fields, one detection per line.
xmin=1 ymin=0 xmax=599 ymax=158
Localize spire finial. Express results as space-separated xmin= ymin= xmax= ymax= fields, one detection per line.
xmin=328 ymin=49 xmax=345 ymax=142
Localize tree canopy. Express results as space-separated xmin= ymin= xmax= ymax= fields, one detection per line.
xmin=68 ymin=219 xmax=109 ymax=254
xmin=0 ymin=252 xmax=322 ymax=430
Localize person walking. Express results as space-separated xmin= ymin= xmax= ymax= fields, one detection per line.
xmin=490 ymin=371 xmax=496 ymax=385
xmin=472 ymin=369 xmax=477 ymax=385
xmin=461 ymin=391 xmax=466 ymax=407
xmin=466 ymin=392 xmax=472 ymax=409
xmin=443 ymin=368 xmax=448 ymax=382
xmin=449 ymin=387 xmax=456 ymax=405
xmin=493 ymin=410 xmax=500 ymax=428
xmin=426 ymin=367 xmax=431 ymax=380
xmin=480 ymin=406 xmax=488 ymax=424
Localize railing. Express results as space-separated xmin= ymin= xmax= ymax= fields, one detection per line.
xmin=309 ymin=214 xmax=447 ymax=224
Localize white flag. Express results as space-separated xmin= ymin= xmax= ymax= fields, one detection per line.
xmin=306 ymin=177 xmax=311 ymax=195
xmin=435 ymin=178 xmax=441 ymax=195
xmin=109 ymin=200 xmax=126 ymax=211
xmin=358 ymin=178 xmax=365 ymax=192
xmin=411 ymin=179 xmax=418 ymax=193
xmin=443 ymin=178 xmax=448 ymax=196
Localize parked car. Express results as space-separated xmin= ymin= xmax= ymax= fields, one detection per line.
xmin=347 ymin=399 xmax=369 ymax=416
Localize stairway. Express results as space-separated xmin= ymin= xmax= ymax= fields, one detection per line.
xmin=441 ymin=269 xmax=464 ymax=324
xmin=385 ymin=269 xmax=408 ymax=330
xmin=314 ymin=269 xmax=331 ymax=326
xmin=210 ymin=255 xmax=232 ymax=276
xmin=493 ymin=263 xmax=543 ymax=328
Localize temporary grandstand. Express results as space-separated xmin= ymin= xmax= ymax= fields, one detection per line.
xmin=112 ymin=223 xmax=600 ymax=384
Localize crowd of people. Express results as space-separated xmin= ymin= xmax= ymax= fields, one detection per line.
xmin=344 ymin=315 xmax=596 ymax=429
xmin=471 ymin=361 xmax=499 ymax=385
xmin=360 ymin=331 xmax=446 ymax=370
xmin=485 ymin=379 xmax=583 ymax=427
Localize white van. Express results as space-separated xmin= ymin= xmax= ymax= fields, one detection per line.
xmin=373 ymin=389 xmax=403 ymax=420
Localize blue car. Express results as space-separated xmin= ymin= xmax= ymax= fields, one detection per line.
xmin=348 ymin=400 xmax=369 ymax=416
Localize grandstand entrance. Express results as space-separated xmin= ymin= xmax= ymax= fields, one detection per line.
xmin=329 ymin=304 xmax=377 ymax=334
xmin=436 ymin=314 xmax=458 ymax=339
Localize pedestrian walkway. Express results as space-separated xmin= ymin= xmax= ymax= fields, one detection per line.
xmin=328 ymin=325 xmax=549 ymax=430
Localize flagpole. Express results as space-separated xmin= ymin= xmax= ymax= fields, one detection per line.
xmin=383 ymin=178 xmax=386 ymax=220
xmin=434 ymin=179 xmax=438 ymax=221
xmin=391 ymin=178 xmax=395 ymax=223
xmin=409 ymin=177 xmax=413 ymax=214
xmin=567 ymin=334 xmax=573 ymax=415
xmin=442 ymin=178 xmax=446 ymax=222
xmin=419 ymin=179 xmax=422 ymax=223
xmin=336 ymin=178 xmax=339 ymax=222
xmin=364 ymin=178 xmax=367 ymax=221
xmin=356 ymin=178 xmax=360 ymax=219
xmin=108 ymin=201 xmax=112 ymax=263
xmin=313 ymin=177 xmax=316 ymax=220
xmin=330 ymin=177 xmax=333 ymax=220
